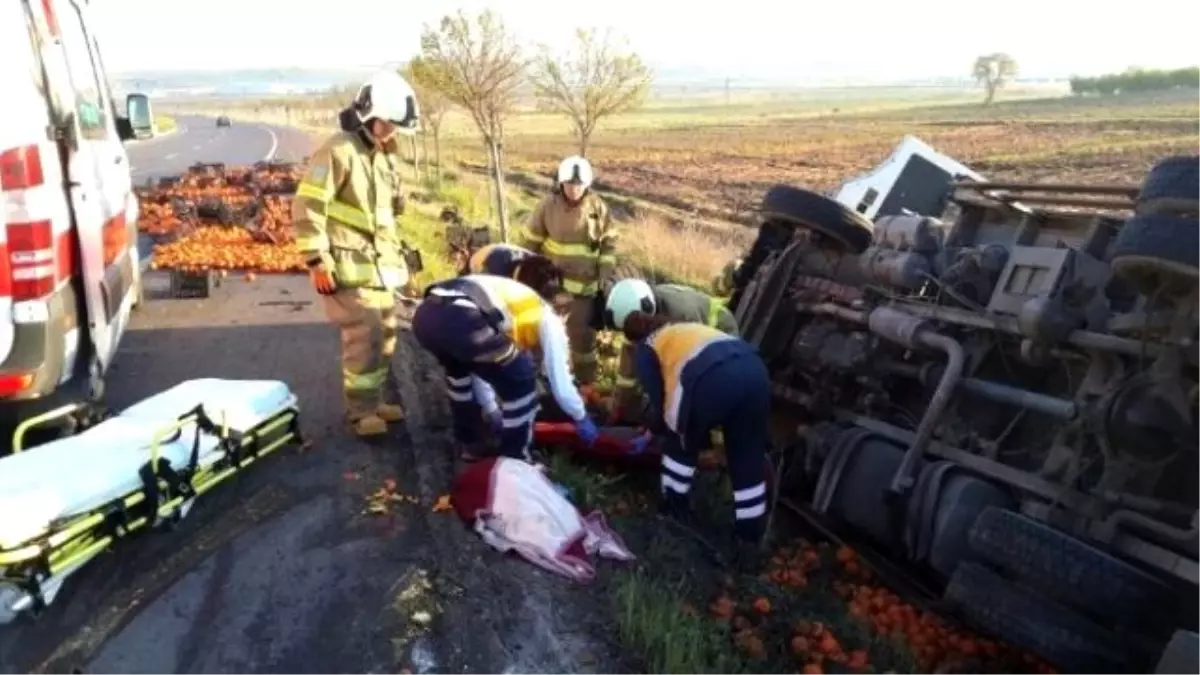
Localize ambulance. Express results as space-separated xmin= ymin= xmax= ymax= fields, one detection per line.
xmin=0 ymin=0 xmax=146 ymax=429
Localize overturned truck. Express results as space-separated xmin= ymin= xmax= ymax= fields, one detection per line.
xmin=731 ymin=139 xmax=1199 ymax=674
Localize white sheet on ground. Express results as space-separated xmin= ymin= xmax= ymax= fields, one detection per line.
xmin=0 ymin=379 xmax=298 ymax=550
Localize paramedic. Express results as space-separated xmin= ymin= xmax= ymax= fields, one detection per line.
xmin=411 ymin=264 xmax=601 ymax=462
xmin=292 ymin=70 xmax=420 ymax=439
xmin=623 ymin=312 xmax=771 ymax=563
xmin=465 ymin=242 xmax=553 ymax=280
xmin=604 ymin=278 xmax=740 ymax=423
xmin=519 ymin=155 xmax=617 ymax=387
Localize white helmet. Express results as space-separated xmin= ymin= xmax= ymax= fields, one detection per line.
xmin=353 ymin=70 xmax=420 ymax=134
xmin=556 ymin=155 xmax=594 ymax=190
xmin=605 ymin=278 xmax=655 ymax=330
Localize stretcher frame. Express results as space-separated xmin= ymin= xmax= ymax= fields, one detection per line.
xmin=0 ymin=400 xmax=302 ymax=623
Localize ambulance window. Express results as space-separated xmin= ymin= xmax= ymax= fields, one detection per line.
xmin=56 ymin=2 xmax=108 ymax=140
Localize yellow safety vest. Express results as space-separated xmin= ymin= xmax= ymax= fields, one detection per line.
xmin=648 ymin=323 xmax=735 ymax=431
xmin=465 ymin=275 xmax=546 ymax=351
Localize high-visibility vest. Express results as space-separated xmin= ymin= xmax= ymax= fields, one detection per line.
xmin=429 ymin=275 xmax=546 ymax=351
xmin=468 ymin=243 xmax=535 ymax=277
xmin=647 ymin=323 xmax=736 ymax=431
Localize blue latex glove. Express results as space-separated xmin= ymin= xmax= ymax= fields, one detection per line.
xmin=628 ymin=431 xmax=654 ymax=455
xmin=575 ymin=416 xmax=601 ymax=447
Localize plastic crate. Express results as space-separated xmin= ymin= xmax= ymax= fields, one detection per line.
xmin=169 ymin=269 xmax=212 ymax=299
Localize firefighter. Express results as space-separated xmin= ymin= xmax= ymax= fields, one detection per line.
xmin=520 ymin=155 xmax=616 ymax=388
xmin=410 ymin=260 xmax=601 ymax=462
xmin=604 ymin=278 xmax=739 ymax=423
xmin=292 ymin=70 xmax=420 ymax=438
xmin=622 ymin=312 xmax=772 ymax=566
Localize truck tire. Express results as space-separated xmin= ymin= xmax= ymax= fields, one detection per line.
xmin=1137 ymin=155 xmax=1199 ymax=217
xmin=1110 ymin=213 xmax=1199 ymax=286
xmin=968 ymin=507 xmax=1172 ymax=623
xmin=760 ymin=184 xmax=873 ymax=254
xmin=945 ymin=562 xmax=1137 ymax=673
xmin=1154 ymin=630 xmax=1200 ymax=674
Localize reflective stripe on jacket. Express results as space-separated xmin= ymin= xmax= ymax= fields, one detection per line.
xmin=519 ymin=192 xmax=615 ymax=296
xmin=292 ymin=130 xmax=408 ymax=289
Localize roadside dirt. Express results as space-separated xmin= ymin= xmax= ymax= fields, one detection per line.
xmin=0 ymin=272 xmax=629 ymax=674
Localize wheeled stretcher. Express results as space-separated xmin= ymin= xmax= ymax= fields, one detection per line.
xmin=0 ymin=379 xmax=301 ymax=624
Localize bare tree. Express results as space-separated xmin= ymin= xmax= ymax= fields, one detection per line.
xmin=972 ymin=53 xmax=1019 ymax=106
xmin=421 ymin=10 xmax=525 ymax=240
xmin=404 ymin=56 xmax=453 ymax=187
xmin=529 ymin=28 xmax=652 ymax=157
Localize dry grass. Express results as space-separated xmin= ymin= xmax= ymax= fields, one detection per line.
xmin=617 ymin=212 xmax=748 ymax=287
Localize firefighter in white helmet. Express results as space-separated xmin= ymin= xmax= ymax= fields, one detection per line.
xmin=603 ymin=278 xmax=740 ymax=423
xmin=519 ymin=156 xmax=617 ymax=390
xmin=292 ymin=69 xmax=421 ymax=438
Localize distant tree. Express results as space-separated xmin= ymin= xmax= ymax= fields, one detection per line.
xmin=529 ymin=28 xmax=652 ymax=157
xmin=972 ymin=53 xmax=1019 ymax=105
xmin=421 ymin=10 xmax=525 ymax=240
xmin=402 ymin=56 xmax=453 ymax=186
xmin=1066 ymin=66 xmax=1199 ymax=96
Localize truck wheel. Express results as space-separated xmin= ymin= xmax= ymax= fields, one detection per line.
xmin=1110 ymin=213 xmax=1199 ymax=290
xmin=967 ymin=507 xmax=1172 ymax=624
xmin=1154 ymin=630 xmax=1200 ymax=674
xmin=1137 ymin=155 xmax=1199 ymax=218
xmin=729 ymin=219 xmax=793 ymax=310
xmin=760 ymin=184 xmax=874 ymax=254
xmin=945 ymin=562 xmax=1137 ymax=673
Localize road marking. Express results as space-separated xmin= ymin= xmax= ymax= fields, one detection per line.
xmin=191 ymin=144 xmax=202 ymax=150
xmin=165 ymin=152 xmax=178 ymax=159
xmin=263 ymin=125 xmax=279 ymax=162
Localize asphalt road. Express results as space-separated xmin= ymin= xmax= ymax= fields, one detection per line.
xmin=124 ymin=115 xmax=315 ymax=184
xmin=0 ymin=119 xmax=624 ymax=674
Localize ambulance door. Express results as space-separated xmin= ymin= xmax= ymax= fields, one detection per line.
xmin=52 ymin=0 xmax=137 ymax=371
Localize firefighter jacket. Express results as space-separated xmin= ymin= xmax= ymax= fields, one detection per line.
xmin=467 ymin=243 xmax=535 ymax=277
xmin=520 ymin=192 xmax=616 ymax=297
xmin=425 ymin=275 xmax=587 ymax=422
xmin=292 ymin=130 xmax=408 ymax=290
xmin=635 ymin=323 xmax=743 ymax=434
xmin=652 ymin=284 xmax=740 ymax=336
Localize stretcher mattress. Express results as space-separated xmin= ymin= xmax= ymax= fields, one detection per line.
xmin=0 ymin=379 xmax=298 ymax=550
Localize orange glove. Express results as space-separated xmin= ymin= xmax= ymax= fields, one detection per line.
xmin=309 ymin=265 xmax=337 ymax=295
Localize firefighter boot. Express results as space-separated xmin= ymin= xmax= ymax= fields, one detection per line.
xmin=352 ymin=414 xmax=389 ymax=438
xmin=376 ymin=403 xmax=405 ymax=423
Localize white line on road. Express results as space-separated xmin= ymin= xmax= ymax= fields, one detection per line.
xmin=263 ymin=126 xmax=279 ymax=162
xmin=165 ymin=152 xmax=178 ymax=159
xmin=191 ymin=144 xmax=202 ymax=150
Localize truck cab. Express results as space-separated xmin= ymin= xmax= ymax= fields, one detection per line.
xmin=0 ymin=0 xmax=144 ymax=429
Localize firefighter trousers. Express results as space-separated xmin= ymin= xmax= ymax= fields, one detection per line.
xmin=321 ymin=287 xmax=401 ymax=421
xmin=411 ymin=296 xmax=539 ymax=461
xmin=565 ymin=294 xmax=598 ymax=385
xmin=659 ymin=353 xmax=771 ymax=541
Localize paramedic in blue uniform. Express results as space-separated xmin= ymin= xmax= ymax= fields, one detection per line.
xmin=464 ymin=242 xmax=544 ymax=278
xmin=623 ymin=311 xmax=772 ymax=562
xmin=411 ymin=260 xmax=601 ymax=462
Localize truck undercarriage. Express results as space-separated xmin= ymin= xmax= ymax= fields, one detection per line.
xmin=731 ymin=147 xmax=1199 ymax=673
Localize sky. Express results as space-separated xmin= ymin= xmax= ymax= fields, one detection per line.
xmin=93 ymin=0 xmax=1199 ymax=81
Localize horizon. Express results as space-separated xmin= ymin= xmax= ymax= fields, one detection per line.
xmin=94 ymin=0 xmax=1199 ymax=82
